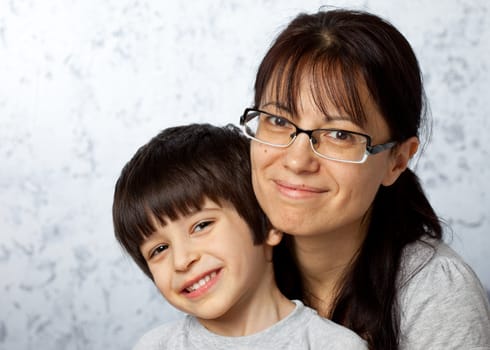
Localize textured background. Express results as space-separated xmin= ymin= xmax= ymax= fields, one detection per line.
xmin=1 ymin=0 xmax=489 ymax=349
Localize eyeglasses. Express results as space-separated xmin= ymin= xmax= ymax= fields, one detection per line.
xmin=240 ymin=108 xmax=397 ymax=164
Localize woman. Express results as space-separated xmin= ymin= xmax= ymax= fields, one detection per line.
xmin=240 ymin=8 xmax=490 ymax=350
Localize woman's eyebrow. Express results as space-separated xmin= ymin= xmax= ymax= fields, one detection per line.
xmin=324 ymin=114 xmax=353 ymax=122
xmin=260 ymin=101 xmax=358 ymax=126
xmin=260 ymin=101 xmax=290 ymax=112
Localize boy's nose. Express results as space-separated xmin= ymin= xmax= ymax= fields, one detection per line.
xmin=172 ymin=243 xmax=200 ymax=272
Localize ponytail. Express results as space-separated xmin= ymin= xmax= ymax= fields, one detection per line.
xmin=331 ymin=168 xmax=442 ymax=350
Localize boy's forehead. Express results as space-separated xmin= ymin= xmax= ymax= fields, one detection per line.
xmin=144 ymin=196 xmax=225 ymax=230
xmin=138 ymin=197 xmax=231 ymax=247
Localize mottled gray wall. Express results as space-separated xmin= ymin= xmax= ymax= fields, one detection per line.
xmin=1 ymin=0 xmax=488 ymax=349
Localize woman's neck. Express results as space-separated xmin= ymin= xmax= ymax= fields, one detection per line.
xmin=293 ymin=225 xmax=366 ymax=317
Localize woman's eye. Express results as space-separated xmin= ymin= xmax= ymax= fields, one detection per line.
xmin=334 ymin=130 xmax=349 ymax=139
xmin=328 ymin=130 xmax=354 ymax=142
xmin=266 ymin=115 xmax=289 ymax=128
xmin=149 ymin=244 xmax=168 ymax=259
xmin=193 ymin=220 xmax=213 ymax=233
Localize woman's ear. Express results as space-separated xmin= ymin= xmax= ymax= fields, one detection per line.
xmin=382 ymin=136 xmax=419 ymax=186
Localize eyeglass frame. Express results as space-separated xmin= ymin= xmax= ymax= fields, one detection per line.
xmin=240 ymin=108 xmax=398 ymax=164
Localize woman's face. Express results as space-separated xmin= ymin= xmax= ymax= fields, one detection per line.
xmin=250 ymin=80 xmax=400 ymax=238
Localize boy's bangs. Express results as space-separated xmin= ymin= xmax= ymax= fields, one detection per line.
xmin=141 ymin=172 xmax=220 ymax=231
xmin=138 ymin=169 xmax=221 ymax=238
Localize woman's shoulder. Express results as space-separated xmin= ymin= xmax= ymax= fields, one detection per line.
xmin=398 ymin=237 xmax=488 ymax=301
xmin=399 ymin=238 xmax=461 ymax=281
xmin=399 ymin=237 xmax=485 ymax=289
xmin=397 ymin=237 xmax=490 ymax=349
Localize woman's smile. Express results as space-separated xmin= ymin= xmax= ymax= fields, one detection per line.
xmin=274 ymin=179 xmax=328 ymax=200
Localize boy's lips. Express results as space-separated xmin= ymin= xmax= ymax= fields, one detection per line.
xmin=180 ymin=268 xmax=222 ymax=298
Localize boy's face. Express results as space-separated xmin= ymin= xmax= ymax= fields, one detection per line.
xmin=140 ymin=198 xmax=281 ymax=327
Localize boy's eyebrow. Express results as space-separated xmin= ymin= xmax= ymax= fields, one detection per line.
xmin=139 ymin=236 xmax=158 ymax=258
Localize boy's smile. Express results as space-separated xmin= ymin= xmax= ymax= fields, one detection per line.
xmin=180 ymin=268 xmax=221 ymax=298
xmin=139 ymin=198 xmax=284 ymax=334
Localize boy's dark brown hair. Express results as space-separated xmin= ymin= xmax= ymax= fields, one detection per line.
xmin=112 ymin=123 xmax=268 ymax=279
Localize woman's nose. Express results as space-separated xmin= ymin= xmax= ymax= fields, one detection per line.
xmin=282 ymin=133 xmax=320 ymax=173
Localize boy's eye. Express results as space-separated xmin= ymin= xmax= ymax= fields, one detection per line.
xmin=149 ymin=244 xmax=168 ymax=259
xmin=192 ymin=220 xmax=213 ymax=233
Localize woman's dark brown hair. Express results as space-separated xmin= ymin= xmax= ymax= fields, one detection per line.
xmin=254 ymin=9 xmax=442 ymax=350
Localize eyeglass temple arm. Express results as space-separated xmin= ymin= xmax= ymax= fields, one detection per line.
xmin=367 ymin=141 xmax=397 ymax=155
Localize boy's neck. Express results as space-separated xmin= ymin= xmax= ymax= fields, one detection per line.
xmin=197 ymin=274 xmax=295 ymax=336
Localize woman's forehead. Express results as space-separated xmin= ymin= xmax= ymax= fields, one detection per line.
xmin=261 ymin=92 xmax=344 ymax=122
xmin=260 ymin=71 xmax=390 ymax=137
xmin=260 ymin=73 xmax=368 ymax=123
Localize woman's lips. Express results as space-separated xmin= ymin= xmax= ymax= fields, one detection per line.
xmin=274 ymin=180 xmax=327 ymax=198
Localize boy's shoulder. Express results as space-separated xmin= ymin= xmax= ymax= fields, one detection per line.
xmin=132 ymin=316 xmax=189 ymax=350
xmin=131 ymin=302 xmax=367 ymax=350
xmin=295 ymin=301 xmax=367 ymax=349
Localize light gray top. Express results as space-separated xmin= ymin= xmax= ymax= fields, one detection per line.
xmin=398 ymin=238 xmax=490 ymax=349
xmin=132 ymin=300 xmax=367 ymax=350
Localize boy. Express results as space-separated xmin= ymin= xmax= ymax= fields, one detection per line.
xmin=112 ymin=123 xmax=366 ymax=349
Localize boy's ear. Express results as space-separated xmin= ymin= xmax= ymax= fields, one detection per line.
xmin=265 ymin=228 xmax=283 ymax=247
xmin=382 ymin=136 xmax=419 ymax=186
xmin=264 ymin=228 xmax=283 ymax=262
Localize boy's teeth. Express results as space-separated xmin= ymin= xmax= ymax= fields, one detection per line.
xmin=186 ymin=271 xmax=217 ymax=292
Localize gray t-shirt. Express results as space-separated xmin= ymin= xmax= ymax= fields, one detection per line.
xmin=132 ymin=300 xmax=367 ymax=350
xmin=398 ymin=238 xmax=490 ymax=349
